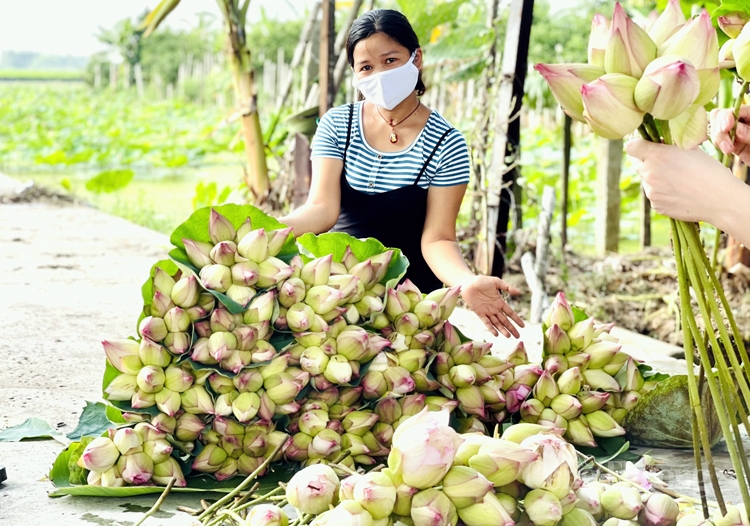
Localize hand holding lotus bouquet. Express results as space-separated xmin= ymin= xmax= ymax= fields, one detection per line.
xmin=537 ymin=0 xmax=750 ymax=517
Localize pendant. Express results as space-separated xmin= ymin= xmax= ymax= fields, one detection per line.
xmin=389 ymin=132 xmax=398 ymax=144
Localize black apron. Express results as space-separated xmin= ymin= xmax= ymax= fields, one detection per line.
xmin=330 ymin=103 xmax=453 ymax=292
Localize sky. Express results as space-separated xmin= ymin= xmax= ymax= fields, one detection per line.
xmin=0 ymin=0 xmax=319 ymax=57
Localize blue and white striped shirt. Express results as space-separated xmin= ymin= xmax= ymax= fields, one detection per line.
xmin=311 ymin=102 xmax=471 ymax=194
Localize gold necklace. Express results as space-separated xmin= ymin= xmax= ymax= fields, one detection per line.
xmin=376 ymin=101 xmax=421 ymax=144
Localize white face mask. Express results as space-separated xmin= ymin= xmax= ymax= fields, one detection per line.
xmin=352 ymin=52 xmax=419 ymax=111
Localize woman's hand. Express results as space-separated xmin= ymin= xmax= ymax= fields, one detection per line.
xmin=710 ymin=105 xmax=750 ymax=164
xmin=625 ymin=139 xmax=733 ymax=225
xmin=460 ymin=275 xmax=525 ymax=338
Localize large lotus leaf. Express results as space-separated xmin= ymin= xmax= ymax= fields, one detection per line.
xmin=296 ymin=232 xmax=409 ymax=290
xmin=623 ymin=374 xmax=722 ymax=449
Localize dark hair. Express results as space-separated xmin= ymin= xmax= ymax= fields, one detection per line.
xmin=346 ymin=9 xmax=426 ymax=96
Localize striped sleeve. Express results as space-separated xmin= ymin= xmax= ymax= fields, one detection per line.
xmin=311 ymin=106 xmax=345 ymax=160
xmin=431 ymin=128 xmax=471 ymax=187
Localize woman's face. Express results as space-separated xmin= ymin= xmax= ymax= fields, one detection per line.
xmin=352 ymin=32 xmax=422 ymax=81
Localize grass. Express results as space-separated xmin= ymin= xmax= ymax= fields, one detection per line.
xmin=0 ymin=70 xmax=84 ymax=81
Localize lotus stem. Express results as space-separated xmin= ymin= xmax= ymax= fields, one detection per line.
xmin=231 ymin=486 xmax=286 ymax=514
xmin=134 ymin=477 xmax=176 ymax=526
xmin=198 ymin=436 xmax=290 ymax=523
xmin=692 ymin=366 xmax=709 ymax=519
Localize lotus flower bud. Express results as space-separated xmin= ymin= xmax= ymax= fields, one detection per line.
xmin=554 ymin=368 xmax=581 ymax=396
xmin=339 ymin=411 xmax=377 ymax=437
xmin=559 ymin=508 xmax=598 ymax=526
xmin=137 ymin=339 xmax=171 ymax=369
xmin=283 ymin=432 xmax=312 ymax=462
xmin=648 ymin=0 xmax=686 ymax=47
xmin=200 ymin=264 xmax=232 ymax=293
xmin=151 ymin=290 xmax=175 ymax=318
xmin=138 ymin=316 xmax=168 ymax=343
xmin=206 ymin=372 xmax=234 ymax=395
xmin=719 ymin=12 xmax=750 ymax=40
xmin=184 ymin=238 xmax=214 ymax=269
xmin=407 ymin=300 xmax=437 ymax=329
xmin=147 ymin=414 xmax=174 ymax=436
xmin=264 ymin=372 xmax=300 ymax=405
xmin=175 ymin=413 xmax=205 ymax=441
xmin=80 ymin=437 xmax=121 ymax=472
xmin=582 ymin=369 xmax=621 ymax=393
xmin=133 ymin=364 xmax=164 ymax=393
xmin=394 ymin=349 xmax=425 ymax=374
xmin=102 ymin=339 xmax=143 ymax=376
xmin=575 ymin=481 xmax=606 ymax=520
xmin=243 ymin=291 xmax=276 ymax=325
xmin=469 ymin=438 xmax=538 ymax=486
xmin=426 ymin=286 xmax=461 ymax=320
xmin=336 ymin=246 xmax=358 ymax=272
xmin=601 ymin=351 xmax=630 ymax=376
xmin=320 ymin=354 xmax=351 ymax=385
xmin=207 ymin=209 xmax=235 ymax=244
xmin=659 ymin=10 xmax=718 ymax=70
xmin=153 ymin=388 xmax=180 ymax=416
xmin=371 ymin=397 xmax=401 ymax=426
xmin=244 ymin=504 xmax=289 ymax=526
xmin=519 ymin=433 xmax=579 ymax=499
xmin=143 ymin=438 xmax=172 ymax=464
xmin=410 ymin=369 xmax=439 ymax=393
xmin=352 ymin=472 xmax=396 ymax=520
xmin=236 ymin=227 xmax=268 ymax=262
xmin=239 ymin=429 xmax=266 ymax=458
xmin=287 ymin=303 xmax=316 ymax=332
xmin=639 ymin=493 xmax=679 ymax=526
xmin=383 ymin=366 xmax=416 ymax=395
xmin=519 ymin=398 xmax=545 ymax=423
xmin=329 ymin=274 xmax=364 ymax=303
xmin=277 ymin=278 xmax=305 ymax=309
xmin=604 ymin=3 xmax=657 ymax=78
xmin=256 ymin=257 xmax=293 ymax=289
xmin=546 ymin=323 xmax=572 ymax=355
xmin=162 ymin=365 xmax=193 ymax=394
xmin=615 ymin=357 xmax=645 ymax=392
xmin=538 ymin=406 xmax=568 ymax=429
xmin=515 ymin=364 xmax=544 ymax=386
xmin=439 ymin=466 xmax=493 ymax=509
xmin=550 ymin=394 xmax=583 ymax=420
xmin=115 ymin=451 xmax=154 ymax=485
xmin=544 ymin=354 xmax=568 ymax=376
xmin=286 ymin=464 xmax=340 ymax=515
xmin=563 ymin=415 xmax=596 ymax=447
xmin=581 ymin=74 xmax=644 ymax=139
xmin=543 ymin=293 xmax=574 ymax=331
xmin=504 ymin=383 xmax=531 ymax=414
xmin=408 ymin=488 xmax=457 ymax=526
xmin=532 ymin=370 xmax=559 ymax=406
xmin=634 ymin=56 xmax=700 ymax=120
xmin=304 ymin=285 xmax=344 ymax=315
xmin=296 ymin=409 xmax=328 ymax=437
xmin=231 ymin=260 xmax=260 ymax=288
xmin=210 ymin=240 xmax=237 ymax=267
xmin=236 ymin=454 xmax=265 ymax=476
xmin=266 ymin=227 xmax=292 ymax=257
xmin=152 ymin=267 xmax=176 ymax=296
xmin=586 ymin=13 xmax=610 ymax=68
xmin=214 ymin=391 xmax=237 ymax=416
xmin=582 ymin=339 xmax=620 ymax=368
xmin=567 ymin=318 xmax=593 ymax=351
xmin=457 ymin=491 xmax=513 ymax=526
xmin=409 ymin=330 xmax=433 ymax=350
xmin=602 ymin=483 xmax=643 ymax=519
xmin=587 ymin=410 xmax=626 ymax=437
xmin=577 ymin=391 xmax=610 ymax=414
xmin=357 ymin=370 xmax=385 ymax=400
xmin=566 ymin=352 xmax=590 ymax=372
xmin=151 ymin=457 xmax=187 ymax=487
xmin=520 ymin=489 xmax=562 ymax=526
xmin=337 ymin=327 xmax=370 ymax=361
xmin=448 ymin=342 xmax=473 ymax=366
xmin=621 ymin=390 xmax=641 ymax=411
xmin=180 ymin=385 xmax=214 ymax=415
xmin=296 ymin=347 xmax=327 ymax=377
xmin=339 ymin=433 xmax=368 ymax=456
xmin=164 ymin=331 xmax=191 ymax=355
xmin=228 ymin=391 xmax=258 ymax=422
xmin=299 ymin=255 xmax=332 ymax=287
xmin=445 ymin=364 xmax=474 ymax=388
xmin=191 ymin=443 xmax=228 ymax=474
xmin=385 ymin=289 xmax=411 ymax=320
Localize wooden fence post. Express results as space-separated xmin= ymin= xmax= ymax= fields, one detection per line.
xmin=595 ymin=137 xmax=622 ymax=255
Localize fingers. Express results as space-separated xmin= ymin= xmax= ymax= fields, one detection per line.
xmin=479 ymin=315 xmax=499 ymax=337
xmin=492 ymin=277 xmax=522 ymax=297
xmin=624 ymin=138 xmax=657 ymax=161
xmin=501 ymin=300 xmax=525 ymax=328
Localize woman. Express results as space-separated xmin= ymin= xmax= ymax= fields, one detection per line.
xmin=626 ymin=106 xmax=750 ymax=247
xmin=280 ymin=9 xmax=524 ymax=339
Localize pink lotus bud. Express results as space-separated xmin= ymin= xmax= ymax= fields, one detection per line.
xmin=353 ymin=471 xmax=397 ymax=519
xmin=308 ymin=428 xmax=341 ymax=459
xmin=566 ymin=352 xmax=591 ymax=372
xmin=323 ymin=354 xmax=354 ymax=385
xmin=335 ymin=327 xmax=369 ymax=361
xmin=397 ymin=278 xmax=423 ymax=306
xmin=456 ymin=386 xmax=487 ymax=419
xmin=605 ymin=3 xmax=657 ymax=78
xmin=546 ymin=324 xmax=571 ymax=355
xmin=286 ymin=464 xmax=340 ymax=514
xmin=180 ymin=385 xmax=214 ymax=414
xmin=139 ymin=316 xmax=168 ymax=342
xmin=162 ymin=332 xmax=190 ymax=355
xmin=563 ymin=416 xmax=597 ymax=448
xmin=138 ymin=339 xmax=171 ymax=368
xmin=533 ymin=370 xmax=560 ymax=406
xmin=223 ymin=285 xmax=253 ymax=307
xmin=285 ymin=432 xmax=312 ymax=462
xmin=267 ymin=227 xmax=292 ymax=257
xmin=328 ymin=274 xmax=363 ymax=303
xmin=147 ymin=414 xmax=175 ymax=436
xmin=360 ymin=370 xmax=387 ymax=400
xmin=720 ymin=12 xmax=750 ymax=39
xmin=184 ymin=238 xmax=214 ymax=269
xmin=210 ymin=240 xmax=237 ymax=266
xmin=154 ymin=388 xmax=181 ymax=416
xmin=669 ymin=103 xmax=708 ymax=150
xmin=241 ymin=290 xmax=275 ymax=324
xmin=231 ymin=369 xmax=263 ymax=393
xmin=365 ymin=250 xmax=392 ymax=284
xmin=143 ymin=438 xmax=173 ymax=464
xmin=103 ymin=339 xmax=143 ymax=375
xmin=659 ymin=10 xmax=718 ymax=69
xmin=568 ymin=318 xmax=594 ymax=351
xmin=130 ymin=388 xmax=156 ymax=409
xmin=192 ymin=443 xmax=228 ymax=473
xmin=152 ymin=457 xmax=187 ymax=487
xmin=152 ymin=267 xmax=175 ymax=296
xmin=577 ymin=391 xmax=610 ymax=414
xmin=234 ymin=217 xmax=253 ymax=243
xmin=581 ymin=74 xmax=644 ymax=140
xmin=116 ymin=451 xmax=154 ymax=485
xmin=601 ymin=350 xmax=630 ymax=375
xmin=506 ymin=341 xmax=528 ymax=366
xmin=394 ymin=313 xmax=420 ymax=337
xmin=634 ymin=56 xmax=700 ymax=120
xmin=135 ymin=365 xmax=165 ymax=394
xmin=520 ymin=398 xmax=545 ymax=423
xmin=287 ymin=303 xmax=316 ymax=332
xmin=640 ymin=493 xmax=679 ymax=526
xmin=299 ymin=346 xmax=329 ymax=376
xmin=200 ymin=264 xmax=232 ymax=292
xmin=208 ymin=332 xmax=237 ymax=361
xmin=151 ymin=290 xmax=175 ymax=318
xmin=208 ymin=373 xmax=234 ymax=395
xmin=375 ymin=397 xmax=402 ymax=425
xmin=583 ymin=368 xmax=621 ymax=392
xmin=505 ymin=383 xmax=532 ymax=414
xmin=535 ymin=63 xmax=605 ymax=122
xmin=256 ymin=257 xmax=293 ymax=289
xmin=241 ymin=428 xmax=267 ymax=457
xmin=337 ymin=246 xmax=358 ymax=271
xmin=538 ymin=407 xmax=568 ymax=430
xmin=209 ymin=209 xmax=236 ymax=244
xmin=299 ymin=409 xmax=329 ymax=437
xmin=383 ymin=366 xmax=416 ymax=395
xmin=186 ymin=306 xmax=208 ymax=329
xmin=232 ymin=392 xmax=261 ymax=422
xmin=587 ymin=410 xmax=626 ymax=437
xmin=449 ymin=364 xmax=476 ymax=388
xmin=80 ymin=437 xmax=121 ymax=472
xmin=601 ymin=483 xmax=643 ymax=519
xmin=450 ymin=342 xmax=475 ymax=366
xmin=190 ymin=338 xmax=214 ymax=366
xmin=468 ymin=438 xmax=539 ymax=486
xmin=648 ymin=0 xmax=686 ymax=47
xmin=174 ymin=412 xmax=205 ymax=442
xmin=300 ymin=254 xmax=332 ymax=287
xmin=231 ymin=260 xmax=260 ymax=287
xmin=544 ymin=354 xmax=568 ymax=376
xmin=584 ymin=340 xmax=622 ymax=369
xmin=163 ymin=306 xmax=190 ymax=333
xmin=523 ymin=489 xmax=563 ymax=526
xmin=278 ymin=277 xmax=306 ymax=308
xmin=587 ymin=14 xmax=611 ymax=68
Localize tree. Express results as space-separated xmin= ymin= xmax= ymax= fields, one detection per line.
xmin=141 ymin=0 xmax=270 ymax=201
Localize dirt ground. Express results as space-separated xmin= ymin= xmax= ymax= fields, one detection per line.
xmin=0 ymin=174 xmax=744 ymax=524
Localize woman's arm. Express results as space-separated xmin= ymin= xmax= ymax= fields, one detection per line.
xmin=421 ymin=185 xmax=524 ymax=338
xmin=279 ymin=157 xmax=343 ymax=237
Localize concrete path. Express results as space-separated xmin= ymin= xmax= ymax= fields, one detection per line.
xmin=0 ymin=174 xmax=741 ymax=524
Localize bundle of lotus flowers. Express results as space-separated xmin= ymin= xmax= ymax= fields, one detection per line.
xmin=519 ymin=293 xmax=660 ymax=449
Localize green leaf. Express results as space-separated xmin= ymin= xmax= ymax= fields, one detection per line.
xmin=109 ymin=400 xmax=163 ymax=417
xmin=66 ymin=401 xmax=125 ymax=441
xmin=571 ymin=305 xmax=589 ymax=324
xmin=67 ymin=437 xmax=95 ymax=485
xmin=50 ymin=444 xmax=74 ymax=487
xmin=0 ymin=417 xmax=64 ymax=443
xmin=713 ymin=0 xmax=750 ymax=19
xmin=637 ymin=363 xmax=670 ymax=383
xmin=576 ymin=436 xmax=640 ymax=464
xmin=174 ymin=261 xmax=246 ymax=315
xmin=85 ymin=169 xmax=134 ymax=194
xmin=296 ymin=232 xmax=409 ymax=289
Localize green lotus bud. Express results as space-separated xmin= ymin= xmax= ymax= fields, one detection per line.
xmin=150 ymin=413 xmax=176 ymax=435
xmin=367 ymin=313 xmax=388 ymax=330
xmin=304 ymin=285 xmax=344 ymax=315
xmin=601 ymin=351 xmax=629 ymax=376
xmin=175 ymin=412 xmax=205 ymax=442
xmin=456 ymin=386 xmax=486 ymax=419
xmin=152 ymin=267 xmax=176 ymax=296
xmin=393 ymin=312 xmax=419 ymax=337
xmin=200 ymin=264 xmax=232 ymax=293
xmin=208 ymin=308 xmax=234 ymax=334
xmin=542 ymin=354 xmax=567 ymax=378
xmin=577 ymin=391 xmax=610 ymax=413
xmin=523 ymin=489 xmax=563 ymax=526
xmin=299 ymin=255 xmax=331 ymax=287
xmin=538 ymin=407 xmax=568 ymax=431
xmin=413 ymin=370 xmax=441 ymax=393
xmin=519 ymin=398 xmax=545 ymax=423
xmin=342 ymin=411 xmax=379 ymax=437
xmin=298 ymin=409 xmax=329 ymax=437
xmin=615 ymin=357 xmax=645 ymax=392
xmin=163 ymin=331 xmax=190 ymax=355
xmin=151 ymin=290 xmax=175 ymax=318
xmin=340 ymin=433 xmax=369 ymax=456
xmin=154 ymin=387 xmax=181 ymax=416
xmin=246 ymin=503 xmax=289 ymax=526
xmin=130 ymin=386 xmax=156 ymax=409
xmin=287 ymin=464 xmax=340 ymax=515
xmin=307 ymin=429 xmax=341 ymax=459
xmin=329 ymin=274 xmax=364 ymax=303
xmin=550 ymin=394 xmax=583 ymax=420
xmin=163 ymin=365 xmax=193 ymax=393
xmin=383 ymin=366 xmax=416 ymax=395
xmin=410 ymin=488 xmax=457 ymax=526
xmin=234 ymin=217 xmax=253 ymax=244
xmin=267 ymin=227 xmax=292 ymax=257
xmin=240 ymin=428 xmax=267 ymax=458
xmin=137 ymin=339 xmax=171 ymax=368
xmin=207 ymin=372 xmax=234 ymax=394
xmin=545 ymin=324 xmax=571 ymax=355
xmin=361 ymin=371 xmax=387 ymax=400
xmin=542 ymin=293 xmax=573 ymax=331
xmin=115 ymin=451 xmax=154 ymax=485
xmin=338 ymin=247 xmax=359 ymax=272
xmin=298 ymin=346 xmax=328 ymax=376
xmin=277 ymin=278 xmax=304 ymax=309
xmin=206 ymin=209 xmax=234 ymax=243
xmin=353 ymin=471 xmax=396 ymax=520
xmin=397 ymin=349 xmax=427 ymax=373
xmin=189 ymin=443 xmax=227 ymax=474
xmin=112 ymin=427 xmax=144 ymax=458
xmin=639 ymin=493 xmax=679 ymax=526
xmin=258 ymin=354 xmax=290 ymax=381
xmin=152 ymin=456 xmax=187 ymax=487
xmin=134 ymin=365 xmax=164 ymax=393
xmin=564 ymin=416 xmax=597 ymax=447
xmin=235 ymin=454 xmax=263 ymax=476
xmin=584 ymin=340 xmax=621 ymax=369
xmin=285 ymin=432 xmax=312 ymax=462
xmin=102 ymin=339 xmax=143 ymax=376
xmin=181 ymin=239 xmax=212 ymax=270
xmin=209 ymin=240 xmax=237 ymax=267
xmin=236 ymin=227 xmax=268 ymax=262
xmin=385 ymin=289 xmax=410 ymax=321
xmin=143 ymin=438 xmax=172 ymax=464
xmin=255 ymin=256 xmax=293 ymax=289
xmin=468 ymin=439 xmax=538 ymax=486
xmin=719 ymin=12 xmax=750 ymax=39
xmin=180 ymin=385 xmax=214 ymax=415
xmin=583 ymin=369 xmax=621 ymax=392
xmin=441 ymin=466 xmax=494 ymax=509
xmin=458 ymin=491 xmax=516 ymax=526
xmin=602 ymin=483 xmax=643 ymax=520
xmin=337 ymin=327 xmax=370 ymax=361
xmin=565 ymin=352 xmax=589 ymax=373
xmin=575 ymin=481 xmax=606 ymax=520
xmin=557 ymin=367 xmax=583 ymax=395
xmin=375 ymin=397 xmax=402 ymax=425
xmin=514 ymin=364 xmax=543 ymax=387
xmin=230 ymin=392 xmax=259 ymax=422
xmin=448 ymin=364 xmax=476 ymax=388
xmin=138 ymin=316 xmax=168 ymax=343
xmin=411 ymin=300 xmax=439 ymax=328
xmin=567 ymin=318 xmax=594 ymax=351
xmin=587 ymin=410 xmax=626 ymax=437
xmin=231 ymin=260 xmax=260 ymax=288
xmin=287 ymin=303 xmax=316 ymax=332
xmin=214 ymin=391 xmax=238 ymax=416
xmin=324 ymin=355 xmax=354 ymax=385
xmin=78 ymin=437 xmax=120 ymax=473
xmin=264 ymin=372 xmax=300 ymax=405
xmin=533 ymin=370 xmax=559 ymax=406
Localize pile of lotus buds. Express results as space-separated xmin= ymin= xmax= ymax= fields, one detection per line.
xmin=519 ymin=293 xmax=659 ymax=449
xmin=237 ymin=410 xmax=701 ymax=526
xmin=89 ymin=208 xmax=666 ymax=489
